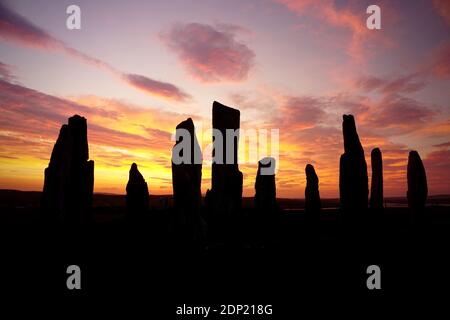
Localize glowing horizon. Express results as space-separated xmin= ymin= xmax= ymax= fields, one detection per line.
xmin=1 ymin=0 xmax=449 ymax=198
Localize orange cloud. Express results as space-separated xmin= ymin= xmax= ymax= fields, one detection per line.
xmin=1 ymin=73 xmax=449 ymax=197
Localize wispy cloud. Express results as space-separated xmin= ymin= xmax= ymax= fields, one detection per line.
xmin=160 ymin=22 xmax=255 ymax=82
xmin=0 ymin=61 xmax=15 ymax=81
xmin=355 ymin=73 xmax=427 ymax=95
xmin=433 ymin=0 xmax=450 ymax=25
xmin=0 ymin=2 xmax=190 ymax=101
xmin=124 ymin=73 xmax=191 ymax=101
xmin=429 ymin=41 xmax=450 ymax=77
xmin=275 ymin=0 xmax=388 ymax=62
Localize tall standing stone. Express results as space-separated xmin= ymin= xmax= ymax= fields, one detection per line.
xmin=41 ymin=115 xmax=94 ymax=223
xmin=370 ymin=148 xmax=383 ymax=210
xmin=171 ymin=118 xmax=204 ymax=243
xmin=126 ymin=163 xmax=149 ymax=216
xmin=206 ymin=101 xmax=243 ymax=241
xmin=254 ymin=157 xmax=277 ymax=213
xmin=407 ymin=150 xmax=428 ymax=211
xmin=339 ymin=114 xmax=368 ymax=215
xmin=305 ymin=164 xmax=320 ymax=215
xmin=253 ymin=157 xmax=277 ymax=245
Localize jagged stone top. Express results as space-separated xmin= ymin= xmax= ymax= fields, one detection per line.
xmin=48 ymin=114 xmax=89 ymax=166
xmin=68 ymin=114 xmax=89 ymax=162
xmin=176 ymin=117 xmax=195 ymax=132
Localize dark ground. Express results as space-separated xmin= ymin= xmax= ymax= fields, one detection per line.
xmin=1 ymin=190 xmax=449 ymax=315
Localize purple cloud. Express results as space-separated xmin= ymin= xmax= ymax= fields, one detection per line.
xmin=0 ymin=2 xmax=190 ymax=101
xmin=160 ymin=22 xmax=255 ymax=82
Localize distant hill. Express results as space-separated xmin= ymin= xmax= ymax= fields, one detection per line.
xmin=1 ymin=189 xmax=449 ymax=210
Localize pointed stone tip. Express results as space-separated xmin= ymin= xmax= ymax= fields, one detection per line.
xmin=129 ymin=163 xmax=145 ymax=181
xmin=176 ymin=117 xmax=195 ymax=130
xmin=409 ymin=150 xmax=423 ymax=162
xmin=305 ymin=163 xmax=315 ymax=173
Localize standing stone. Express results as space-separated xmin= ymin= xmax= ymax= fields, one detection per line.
xmin=339 ymin=114 xmax=368 ymax=215
xmin=407 ymin=150 xmax=428 ymax=211
xmin=370 ymin=148 xmax=383 ymax=210
xmin=126 ymin=163 xmax=149 ymax=216
xmin=254 ymin=157 xmax=277 ymax=213
xmin=171 ymin=118 xmax=204 ymax=243
xmin=41 ymin=115 xmax=94 ymax=223
xmin=305 ymin=164 xmax=321 ymax=215
xmin=254 ymin=157 xmax=277 ymax=245
xmin=207 ymin=101 xmax=243 ymax=241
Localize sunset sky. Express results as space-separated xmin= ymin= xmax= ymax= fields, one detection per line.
xmin=0 ymin=0 xmax=449 ymax=198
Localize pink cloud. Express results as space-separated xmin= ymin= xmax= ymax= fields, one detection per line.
xmin=160 ymin=22 xmax=255 ymax=82
xmin=0 ymin=78 xmax=178 ymax=162
xmin=362 ymin=95 xmax=436 ymax=135
xmin=429 ymin=41 xmax=450 ymax=77
xmin=124 ymin=73 xmax=191 ymax=102
xmin=0 ymin=61 xmax=15 ymax=81
xmin=0 ymin=2 xmax=190 ymax=102
xmin=433 ymin=0 xmax=450 ymax=25
xmin=355 ymin=73 xmax=427 ymax=95
xmin=275 ymin=0 xmax=390 ymax=62
xmin=434 ymin=141 xmax=450 ymax=148
xmin=424 ymin=148 xmax=450 ymax=195
xmin=0 ymin=2 xmax=62 ymax=49
xmin=276 ymin=96 xmax=327 ymax=129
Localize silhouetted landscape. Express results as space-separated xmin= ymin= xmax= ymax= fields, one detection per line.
xmin=2 ymin=0 xmax=450 ymax=313
xmin=1 ymin=102 xmax=449 ymax=305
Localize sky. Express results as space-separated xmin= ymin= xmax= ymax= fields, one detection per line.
xmin=0 ymin=0 xmax=449 ymax=198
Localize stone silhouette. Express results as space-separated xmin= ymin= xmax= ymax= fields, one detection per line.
xmin=254 ymin=157 xmax=277 ymax=213
xmin=41 ymin=115 xmax=94 ymax=223
xmin=254 ymin=157 xmax=277 ymax=245
xmin=171 ymin=118 xmax=204 ymax=244
xmin=370 ymin=148 xmax=383 ymax=210
xmin=339 ymin=114 xmax=368 ymax=215
xmin=208 ymin=101 xmax=243 ymax=212
xmin=206 ymin=101 xmax=243 ymax=242
xmin=407 ymin=150 xmax=428 ymax=212
xmin=126 ymin=163 xmax=149 ymax=216
xmin=305 ymin=164 xmax=320 ymax=215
